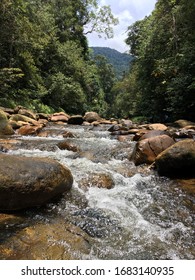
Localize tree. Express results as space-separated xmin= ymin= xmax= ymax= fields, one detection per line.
xmin=124 ymin=0 xmax=195 ymax=122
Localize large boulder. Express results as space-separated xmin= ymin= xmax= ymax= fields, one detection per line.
xmin=83 ymin=112 xmax=101 ymax=123
xmin=0 ymin=154 xmax=73 ymax=210
xmin=131 ymin=135 xmax=175 ymax=165
xmin=0 ymin=109 xmax=14 ymax=135
xmin=155 ymin=139 xmax=195 ymax=178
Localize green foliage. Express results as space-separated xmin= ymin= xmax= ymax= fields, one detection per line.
xmin=84 ymin=2 xmax=119 ymax=39
xmin=0 ymin=0 xmax=117 ymax=115
xmin=120 ymin=0 xmax=195 ymax=122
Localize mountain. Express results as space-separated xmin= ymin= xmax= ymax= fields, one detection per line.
xmin=90 ymin=47 xmax=134 ymax=79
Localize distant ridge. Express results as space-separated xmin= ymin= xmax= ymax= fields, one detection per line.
xmin=90 ymin=47 xmax=133 ymax=79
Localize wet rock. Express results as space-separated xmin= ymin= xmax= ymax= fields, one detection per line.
xmin=155 ymin=139 xmax=195 ymax=178
xmin=175 ymin=179 xmax=195 ymax=197
xmin=172 ymin=129 xmax=194 ymax=139
xmin=0 ymin=221 xmax=91 ymax=260
xmin=78 ymin=173 xmax=115 ymax=191
xmin=0 ymin=109 xmax=14 ymax=135
xmin=117 ymin=135 xmax=134 ymax=142
xmin=17 ymin=124 xmax=43 ymax=136
xmin=68 ymin=115 xmax=83 ymax=125
xmin=131 ymin=135 xmax=175 ymax=165
xmin=38 ymin=113 xmax=50 ymax=120
xmin=62 ymin=130 xmax=76 ymax=138
xmin=108 ymin=124 xmax=123 ymax=132
xmin=50 ymin=112 xmax=69 ymax=122
xmin=0 ymin=154 xmax=73 ymax=210
xmin=18 ymin=108 xmax=38 ymax=120
xmin=9 ymin=114 xmax=39 ymax=126
xmin=148 ymin=123 xmax=168 ymax=131
xmin=37 ymin=119 xmax=48 ymax=126
xmin=133 ymin=129 xmax=149 ymax=141
xmin=99 ymin=119 xmax=113 ymax=125
xmin=57 ymin=141 xmax=79 ymax=152
xmin=119 ymin=119 xmax=133 ymax=129
xmin=0 ymin=139 xmax=20 ymax=152
xmin=0 ymin=106 xmax=15 ymax=115
xmin=111 ymin=130 xmax=129 ymax=136
xmin=9 ymin=120 xmax=29 ymax=129
xmin=83 ymin=112 xmax=101 ymax=123
xmin=0 ymin=214 xmax=24 ymax=230
xmin=139 ymin=130 xmax=168 ymax=141
xmin=173 ymin=119 xmax=195 ymax=128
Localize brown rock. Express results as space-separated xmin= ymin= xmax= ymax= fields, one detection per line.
xmin=0 ymin=221 xmax=91 ymax=260
xmin=148 ymin=123 xmax=168 ymax=131
xmin=131 ymin=135 xmax=175 ymax=165
xmin=57 ymin=141 xmax=79 ymax=152
xmin=9 ymin=114 xmax=39 ymax=126
xmin=0 ymin=109 xmax=14 ymax=135
xmin=0 ymin=139 xmax=20 ymax=152
xmin=18 ymin=108 xmax=38 ymax=120
xmin=0 ymin=154 xmax=73 ymax=210
xmin=83 ymin=112 xmax=101 ymax=123
xmin=62 ymin=131 xmax=76 ymax=138
xmin=50 ymin=112 xmax=69 ymax=122
xmin=173 ymin=119 xmax=195 ymax=128
xmin=133 ymin=129 xmax=149 ymax=141
xmin=78 ymin=173 xmax=115 ymax=191
xmin=17 ymin=124 xmax=43 ymax=135
xmin=139 ymin=130 xmax=168 ymax=141
xmin=155 ymin=139 xmax=195 ymax=178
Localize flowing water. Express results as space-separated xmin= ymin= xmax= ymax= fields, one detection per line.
xmin=0 ymin=124 xmax=194 ymax=259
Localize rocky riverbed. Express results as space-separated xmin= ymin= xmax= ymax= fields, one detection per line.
xmin=0 ymin=107 xmax=194 ymax=259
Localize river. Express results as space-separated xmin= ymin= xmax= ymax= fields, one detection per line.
xmin=0 ymin=123 xmax=194 ymax=259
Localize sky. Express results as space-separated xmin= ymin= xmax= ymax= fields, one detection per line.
xmin=86 ymin=0 xmax=157 ymax=53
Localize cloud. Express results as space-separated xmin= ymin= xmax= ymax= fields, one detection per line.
xmin=86 ymin=0 xmax=157 ymax=52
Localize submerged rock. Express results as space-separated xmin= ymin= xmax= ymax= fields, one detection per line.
xmin=155 ymin=139 xmax=195 ymax=178
xmin=78 ymin=173 xmax=115 ymax=191
xmin=0 ymin=221 xmax=91 ymax=260
xmin=0 ymin=154 xmax=73 ymax=210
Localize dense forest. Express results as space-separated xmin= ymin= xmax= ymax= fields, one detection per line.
xmin=115 ymin=0 xmax=195 ymax=122
xmin=0 ymin=0 xmax=195 ymax=122
xmin=0 ymin=0 xmax=118 ymax=115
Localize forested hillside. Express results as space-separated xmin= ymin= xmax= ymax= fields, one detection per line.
xmin=114 ymin=0 xmax=195 ymax=122
xmin=91 ymin=47 xmax=133 ymax=79
xmin=0 ymin=0 xmax=118 ymax=115
xmin=0 ymin=0 xmax=195 ymax=122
